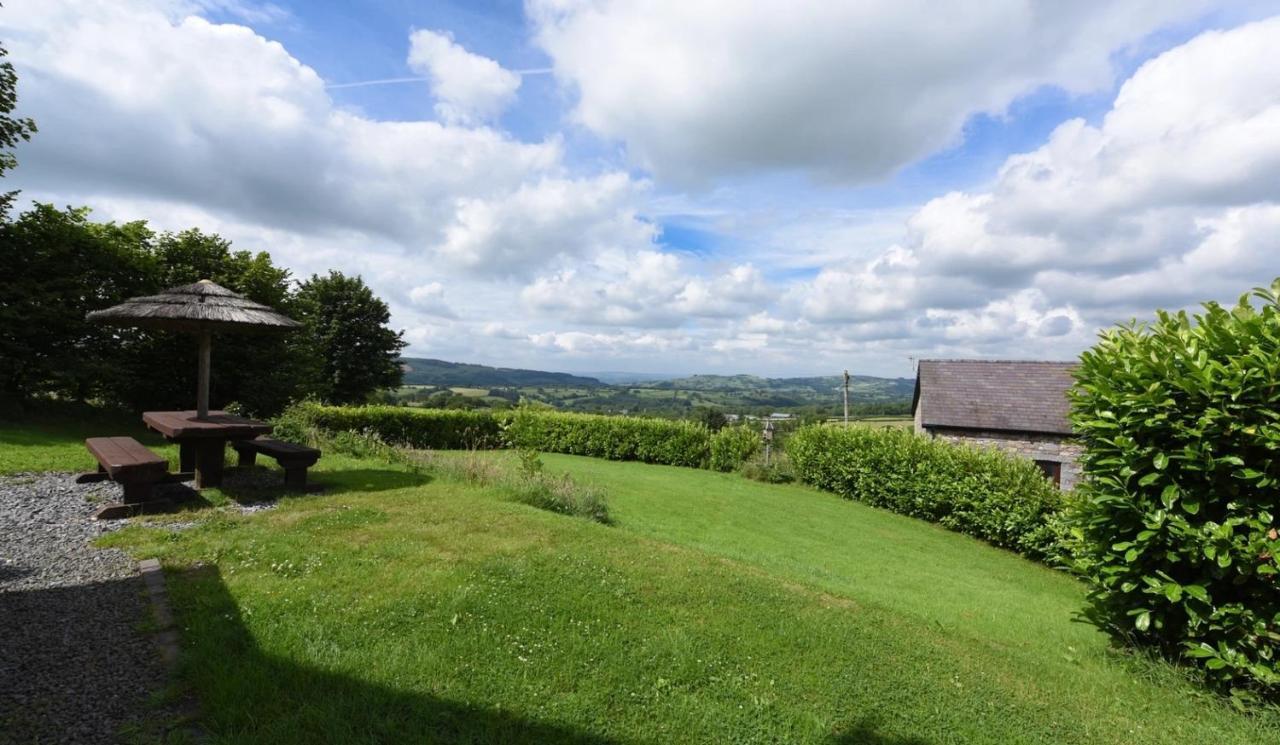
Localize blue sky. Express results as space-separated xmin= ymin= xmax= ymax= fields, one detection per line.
xmin=5 ymin=1 xmax=1280 ymax=376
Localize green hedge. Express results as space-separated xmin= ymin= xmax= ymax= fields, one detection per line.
xmin=710 ymin=425 xmax=761 ymax=472
xmin=1069 ymin=280 xmax=1280 ymax=698
xmin=505 ymin=408 xmax=711 ymax=468
xmin=284 ymin=403 xmax=711 ymax=468
xmin=287 ymin=403 xmax=506 ymax=449
xmin=786 ymin=425 xmax=1062 ymax=558
xmin=287 ymin=403 xmax=1062 ymax=557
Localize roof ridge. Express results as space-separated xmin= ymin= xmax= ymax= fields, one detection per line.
xmin=917 ymin=358 xmax=1078 ymax=365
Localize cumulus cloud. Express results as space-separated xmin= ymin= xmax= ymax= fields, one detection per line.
xmin=529 ymin=329 xmax=695 ymax=356
xmin=530 ymin=0 xmax=1210 ymax=183
xmin=407 ymin=29 xmax=522 ymax=124
xmin=522 ymin=251 xmax=777 ymax=327
xmin=8 ymin=0 xmax=1279 ymax=377
xmin=435 ymin=173 xmax=656 ymax=276
xmin=2 ymin=0 xmax=657 ymax=281
xmin=408 ymin=282 xmax=459 ymax=319
xmin=789 ymin=16 xmax=1280 ymax=349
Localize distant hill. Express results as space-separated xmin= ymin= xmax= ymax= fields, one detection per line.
xmin=399 ymin=358 xmax=604 ymax=388
xmin=584 ymin=371 xmax=680 ymax=385
xmin=651 ymin=373 xmax=915 ymax=400
xmin=394 ymin=359 xmax=912 ymax=415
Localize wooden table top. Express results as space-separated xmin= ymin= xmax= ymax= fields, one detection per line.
xmin=142 ymin=410 xmax=273 ymax=440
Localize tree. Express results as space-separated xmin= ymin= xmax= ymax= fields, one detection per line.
xmin=1069 ymin=279 xmax=1280 ymax=698
xmin=0 ymin=208 xmax=313 ymax=415
xmin=692 ymin=406 xmax=728 ymax=432
xmin=293 ymin=271 xmax=406 ymax=404
xmin=0 ymin=205 xmax=152 ymax=402
xmin=109 ymin=229 xmax=308 ymax=415
xmin=0 ymin=37 xmax=37 ymax=215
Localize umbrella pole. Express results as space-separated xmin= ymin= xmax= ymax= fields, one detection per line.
xmin=197 ymin=329 xmax=211 ymax=419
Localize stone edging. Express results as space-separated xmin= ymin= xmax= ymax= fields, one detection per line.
xmin=138 ymin=558 xmax=181 ymax=668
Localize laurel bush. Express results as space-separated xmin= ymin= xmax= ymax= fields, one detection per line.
xmin=787 ymin=425 xmax=1062 ymax=558
xmin=1068 ymin=280 xmax=1280 ymax=700
xmin=504 ymin=407 xmax=711 ymax=468
xmin=710 ymin=425 xmax=761 ymax=472
xmin=283 ymin=402 xmax=712 ymax=468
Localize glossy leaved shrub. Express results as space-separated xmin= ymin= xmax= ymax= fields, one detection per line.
xmin=281 ymin=403 xmax=506 ymax=449
xmin=282 ymin=402 xmax=713 ymax=468
xmin=709 ymin=425 xmax=761 ymax=472
xmin=504 ymin=407 xmax=711 ymax=468
xmin=786 ymin=425 xmax=1061 ymax=558
xmin=1068 ymin=280 xmax=1280 ymax=698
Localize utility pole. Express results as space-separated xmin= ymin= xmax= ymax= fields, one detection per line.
xmin=843 ymin=369 xmax=850 ymax=426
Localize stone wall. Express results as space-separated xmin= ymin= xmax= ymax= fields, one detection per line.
xmin=925 ymin=426 xmax=1083 ymax=491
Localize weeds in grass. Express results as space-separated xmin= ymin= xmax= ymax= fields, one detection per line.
xmin=413 ymin=447 xmax=611 ymax=524
xmin=739 ymin=453 xmax=795 ymax=484
xmin=503 ymin=469 xmax=612 ymax=524
xmin=321 ymin=428 xmax=611 ymax=524
xmin=410 ymin=446 xmax=504 ymax=485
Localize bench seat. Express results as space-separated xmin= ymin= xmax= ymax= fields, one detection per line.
xmin=84 ymin=437 xmax=168 ymax=503
xmin=231 ymin=437 xmax=321 ymax=490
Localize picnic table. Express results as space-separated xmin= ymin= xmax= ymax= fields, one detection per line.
xmin=143 ymin=410 xmax=272 ymax=488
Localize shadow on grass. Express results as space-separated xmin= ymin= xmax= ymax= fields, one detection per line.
xmin=308 ymin=467 xmax=433 ymax=496
xmin=826 ymin=719 xmax=934 ymax=745
xmin=207 ymin=465 xmax=431 ymax=506
xmin=168 ymin=564 xmax=624 ymax=744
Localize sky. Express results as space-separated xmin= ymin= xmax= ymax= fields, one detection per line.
xmin=4 ymin=0 xmax=1280 ymax=377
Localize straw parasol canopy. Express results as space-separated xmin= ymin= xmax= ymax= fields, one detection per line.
xmin=87 ymin=280 xmax=301 ymax=418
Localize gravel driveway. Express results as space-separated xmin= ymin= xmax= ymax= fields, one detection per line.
xmin=0 ymin=473 xmax=169 ymax=745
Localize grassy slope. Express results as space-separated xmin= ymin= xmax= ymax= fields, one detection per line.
xmin=3 ymin=421 xmax=1277 ymax=743
xmin=541 ymin=455 xmax=1276 ymax=740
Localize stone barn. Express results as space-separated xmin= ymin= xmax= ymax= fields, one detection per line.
xmin=911 ymin=360 xmax=1082 ymax=490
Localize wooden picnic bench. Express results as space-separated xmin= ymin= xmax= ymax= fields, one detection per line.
xmin=231 ymin=437 xmax=321 ymax=491
xmin=78 ymin=437 xmax=175 ymax=518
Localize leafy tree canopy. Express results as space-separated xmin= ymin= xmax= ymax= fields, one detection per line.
xmin=293 ymin=271 xmax=406 ymax=405
xmin=0 ymin=38 xmax=36 ymax=215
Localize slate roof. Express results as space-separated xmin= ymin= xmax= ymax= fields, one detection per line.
xmin=911 ymin=360 xmax=1077 ymax=436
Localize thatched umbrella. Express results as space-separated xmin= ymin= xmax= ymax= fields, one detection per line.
xmin=87 ymin=279 xmax=301 ymax=419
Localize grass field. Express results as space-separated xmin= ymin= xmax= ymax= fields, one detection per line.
xmin=4 ymin=416 xmax=1278 ymax=743
xmin=825 ymin=415 xmax=914 ymax=429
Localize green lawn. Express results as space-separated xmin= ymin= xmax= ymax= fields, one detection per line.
xmin=0 ymin=407 xmax=179 ymax=474
xmin=4 ymin=419 xmax=1278 ymax=743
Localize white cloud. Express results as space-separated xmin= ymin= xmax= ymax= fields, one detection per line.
xmin=408 ymin=282 xmax=459 ymax=319
xmin=407 ymin=29 xmax=522 ymax=124
xmin=789 ymin=16 xmax=1280 ymax=348
xmin=8 ymin=1 xmax=1280 ymax=377
xmin=2 ymin=0 xmax=655 ymax=280
xmin=522 ymin=251 xmax=777 ymax=327
xmin=529 ymin=329 xmax=695 ymax=356
xmin=435 ymin=173 xmax=655 ymax=276
xmin=530 ymin=0 xmax=1210 ymax=184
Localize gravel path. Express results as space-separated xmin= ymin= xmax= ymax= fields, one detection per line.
xmin=0 ymin=473 xmax=171 ymax=744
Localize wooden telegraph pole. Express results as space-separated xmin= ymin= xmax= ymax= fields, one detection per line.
xmin=843 ymin=369 xmax=850 ymax=426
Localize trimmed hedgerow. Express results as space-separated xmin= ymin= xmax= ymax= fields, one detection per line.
xmin=786 ymin=425 xmax=1061 ymax=558
xmin=709 ymin=425 xmax=761 ymax=472
xmin=505 ymin=407 xmax=711 ymax=468
xmin=283 ymin=403 xmax=506 ymax=449
xmin=281 ymin=402 xmax=712 ymax=468
xmin=1068 ymin=280 xmax=1280 ymax=700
